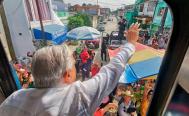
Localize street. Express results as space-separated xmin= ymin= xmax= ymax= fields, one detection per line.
xmin=104 ymin=16 xmax=118 ymax=34
xmin=0 ymin=0 xmax=177 ymax=115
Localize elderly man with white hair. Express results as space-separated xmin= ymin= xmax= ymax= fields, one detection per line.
xmin=0 ymin=23 xmax=140 ymax=116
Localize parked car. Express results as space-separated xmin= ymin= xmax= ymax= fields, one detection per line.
xmin=110 ymin=31 xmax=119 ymax=42
xmin=110 ymin=31 xmax=126 ymax=42
xmin=85 ymin=38 xmax=100 ymax=49
xmin=99 ymin=22 xmax=104 ymax=25
xmin=97 ymin=22 xmax=105 ymax=31
xmin=108 ymin=40 xmax=121 ymax=50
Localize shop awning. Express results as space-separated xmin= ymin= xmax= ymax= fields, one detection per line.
xmin=33 ymin=24 xmax=68 ymax=45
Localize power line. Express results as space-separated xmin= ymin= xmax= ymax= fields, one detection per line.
xmin=66 ymin=0 xmax=127 ymax=7
xmin=87 ymin=0 xmax=126 ymax=6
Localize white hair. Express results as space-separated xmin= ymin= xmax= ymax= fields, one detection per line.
xmin=31 ymin=44 xmax=74 ymax=88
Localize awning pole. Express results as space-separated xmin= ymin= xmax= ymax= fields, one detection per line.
xmin=36 ymin=0 xmax=46 ymax=46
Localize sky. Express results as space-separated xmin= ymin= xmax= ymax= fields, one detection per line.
xmin=63 ymin=0 xmax=136 ymax=10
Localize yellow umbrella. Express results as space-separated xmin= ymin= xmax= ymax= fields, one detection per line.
xmin=128 ymin=48 xmax=164 ymax=81
xmin=128 ymin=49 xmax=164 ymax=64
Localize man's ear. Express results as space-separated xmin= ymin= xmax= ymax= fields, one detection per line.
xmin=63 ymin=71 xmax=69 ymax=79
xmin=62 ymin=70 xmax=72 ymax=84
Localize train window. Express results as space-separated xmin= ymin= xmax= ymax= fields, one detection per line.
xmin=164 ymin=47 xmax=189 ymax=115
xmin=165 ymin=85 xmax=189 ymax=116
xmin=0 ymin=0 xmax=175 ymax=115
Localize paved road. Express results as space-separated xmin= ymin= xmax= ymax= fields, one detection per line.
xmin=68 ymin=16 xmax=119 ymax=66
xmin=93 ymin=16 xmax=119 ymax=65
xmin=104 ymin=16 xmax=118 ymax=35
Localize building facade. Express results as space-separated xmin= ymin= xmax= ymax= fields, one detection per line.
xmin=150 ymin=0 xmax=172 ymax=34
xmin=70 ymin=4 xmax=100 ymax=15
xmin=100 ymin=8 xmax=110 ymax=19
xmin=52 ymin=0 xmax=69 ymax=20
xmin=3 ymin=0 xmax=36 ymax=57
xmin=134 ymin=0 xmax=157 ymax=29
xmin=3 ymin=0 xmax=63 ymax=57
xmin=123 ymin=4 xmax=135 ymax=28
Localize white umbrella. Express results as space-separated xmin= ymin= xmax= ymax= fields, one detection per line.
xmin=66 ymin=26 xmax=101 ymax=40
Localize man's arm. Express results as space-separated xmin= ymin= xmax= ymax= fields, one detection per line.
xmin=78 ymin=43 xmax=135 ymax=112
xmin=78 ymin=23 xmax=140 ymax=113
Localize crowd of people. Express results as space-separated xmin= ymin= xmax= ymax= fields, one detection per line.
xmin=0 ymin=21 xmax=156 ymax=116
xmin=73 ymin=41 xmax=101 ymax=81
xmin=139 ymin=31 xmax=171 ymax=50
xmin=94 ymin=79 xmax=155 ymax=116
xmin=13 ymin=51 xmax=155 ymax=116
xmin=12 ymin=52 xmax=34 ymax=88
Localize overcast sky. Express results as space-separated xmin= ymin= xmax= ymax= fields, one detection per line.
xmin=63 ymin=0 xmax=136 ymax=10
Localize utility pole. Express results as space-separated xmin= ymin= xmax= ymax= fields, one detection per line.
xmin=36 ymin=0 xmax=46 ymax=46
xmin=97 ymin=0 xmax=99 ymax=16
xmin=149 ymin=0 xmax=158 ymax=37
xmin=0 ymin=4 xmax=16 ymax=60
xmin=159 ymin=7 xmax=168 ymax=35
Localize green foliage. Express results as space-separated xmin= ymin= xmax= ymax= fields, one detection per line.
xmin=67 ymin=16 xmax=84 ymax=30
xmin=70 ymin=40 xmax=79 ymax=46
xmin=67 ymin=13 xmax=92 ymax=30
xmin=78 ymin=14 xmax=92 ymax=27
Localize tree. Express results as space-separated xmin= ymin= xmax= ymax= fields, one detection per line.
xmin=67 ymin=16 xmax=84 ymax=30
xmin=77 ymin=13 xmax=92 ymax=26
xmin=67 ymin=13 xmax=92 ymax=30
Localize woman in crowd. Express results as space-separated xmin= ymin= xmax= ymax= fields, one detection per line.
xmin=140 ymin=80 xmax=154 ymax=116
xmin=80 ymin=46 xmax=90 ymax=81
xmin=118 ymin=90 xmax=135 ymax=116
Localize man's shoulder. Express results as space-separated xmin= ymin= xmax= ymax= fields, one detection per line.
xmin=1 ymin=88 xmax=35 ymax=104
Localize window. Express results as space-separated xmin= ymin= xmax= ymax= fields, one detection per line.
xmin=147 ymin=1 xmax=156 ymax=12
xmin=139 ymin=4 xmax=144 ymax=12
xmin=25 ymin=0 xmax=51 ymax=21
xmin=158 ymin=7 xmax=165 ymax=16
xmin=0 ymin=0 xmax=175 ymax=115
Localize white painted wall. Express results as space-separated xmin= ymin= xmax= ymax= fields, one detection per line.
xmin=0 ymin=15 xmax=11 ymax=61
xmin=3 ymin=0 xmax=35 ymax=58
xmin=139 ymin=1 xmax=155 ymax=17
xmin=143 ymin=1 xmax=154 ymax=17
xmin=30 ymin=0 xmax=62 ymax=28
xmin=92 ymin=16 xmax=98 ymax=28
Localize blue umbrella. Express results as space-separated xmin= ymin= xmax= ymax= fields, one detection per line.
xmin=66 ymin=26 xmax=101 ymax=40
xmin=119 ymin=57 xmax=162 ymax=84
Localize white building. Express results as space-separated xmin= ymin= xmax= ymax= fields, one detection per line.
xmin=3 ymin=0 xmax=36 ymax=57
xmin=138 ymin=0 xmax=156 ymax=17
xmin=3 ymin=0 xmax=62 ymax=57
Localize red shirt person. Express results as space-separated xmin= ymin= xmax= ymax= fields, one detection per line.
xmin=80 ymin=48 xmax=90 ymax=64
xmin=80 ymin=48 xmax=90 ymax=81
xmin=91 ymin=63 xmax=100 ymax=77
